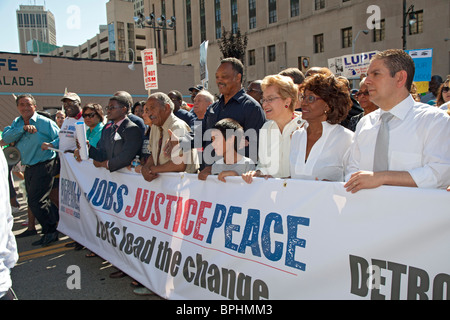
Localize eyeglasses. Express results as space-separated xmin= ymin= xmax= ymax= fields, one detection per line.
xmin=82 ymin=113 xmax=96 ymax=119
xmin=247 ymin=88 xmax=262 ymax=93
xmin=356 ymin=91 xmax=370 ymax=97
xmin=299 ymin=94 xmax=323 ymax=104
xmin=260 ymin=96 xmax=282 ymax=105
xmin=442 ymin=87 xmax=450 ymax=93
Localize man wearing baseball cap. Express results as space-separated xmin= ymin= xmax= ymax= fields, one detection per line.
xmin=188 ymin=84 xmax=204 ymax=103
xmin=42 ymin=92 xmax=83 ymax=153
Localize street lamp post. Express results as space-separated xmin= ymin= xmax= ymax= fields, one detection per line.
xmin=402 ymin=0 xmax=417 ymax=50
xmin=134 ymin=12 xmax=176 ymax=64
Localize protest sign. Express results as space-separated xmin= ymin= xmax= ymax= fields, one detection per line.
xmin=58 ymin=154 xmax=450 ymax=300
xmin=328 ymin=51 xmax=378 ymax=79
xmin=141 ymin=48 xmax=158 ymax=90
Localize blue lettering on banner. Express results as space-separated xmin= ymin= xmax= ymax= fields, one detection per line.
xmin=206 ymin=203 xmax=310 ymax=272
xmin=87 ymin=178 xmax=128 ymax=213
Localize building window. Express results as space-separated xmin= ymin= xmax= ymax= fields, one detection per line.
xmin=249 ymin=0 xmax=256 ymax=30
xmin=373 ymin=19 xmax=385 ymax=42
xmin=231 ymin=0 xmax=238 ymax=34
xmin=161 ymin=0 xmax=168 ymax=54
xmin=268 ymin=0 xmax=277 ymax=24
xmin=409 ymin=10 xmax=423 ymax=35
xmin=314 ymin=34 xmax=324 ymax=53
xmin=341 ymin=27 xmax=352 ymax=48
xmin=186 ymin=0 xmax=193 ymax=47
xmin=290 ymin=0 xmax=300 ymax=17
xmin=268 ymin=45 xmax=276 ymax=62
xmin=248 ymin=49 xmax=256 ymax=66
xmin=172 ymin=0 xmax=177 ymax=51
xmin=200 ymin=0 xmax=206 ymax=42
xmin=315 ymin=0 xmax=325 ymax=10
xmin=215 ymin=0 xmax=222 ymax=39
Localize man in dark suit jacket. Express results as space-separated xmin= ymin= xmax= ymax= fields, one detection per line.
xmin=75 ymin=95 xmax=143 ymax=172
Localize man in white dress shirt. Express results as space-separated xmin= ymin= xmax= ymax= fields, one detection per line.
xmin=345 ymin=49 xmax=450 ymax=193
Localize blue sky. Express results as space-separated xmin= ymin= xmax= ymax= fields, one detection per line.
xmin=0 ymin=0 xmax=109 ymax=53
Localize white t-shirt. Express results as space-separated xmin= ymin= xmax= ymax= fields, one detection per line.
xmin=345 ymin=95 xmax=450 ymax=189
xmin=290 ymin=121 xmax=354 ymax=181
xmin=55 ymin=117 xmax=84 ymax=152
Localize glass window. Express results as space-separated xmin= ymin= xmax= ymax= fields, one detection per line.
xmin=290 ymin=0 xmax=300 ymax=17
xmin=249 ymin=0 xmax=256 ymax=29
xmin=409 ymin=10 xmax=423 ymax=35
xmin=215 ymin=0 xmax=222 ymax=39
xmin=268 ymin=45 xmax=276 ymax=62
xmin=314 ymin=34 xmax=324 ymax=53
xmin=341 ymin=27 xmax=352 ymax=48
xmin=268 ymin=0 xmax=277 ymax=24
xmin=186 ymin=0 xmax=193 ymax=47
xmin=231 ymin=0 xmax=238 ymax=34
xmin=248 ymin=49 xmax=256 ymax=66
xmin=315 ymin=0 xmax=325 ymax=10
xmin=373 ymin=19 xmax=385 ymax=42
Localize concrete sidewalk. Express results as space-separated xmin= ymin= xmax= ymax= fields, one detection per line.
xmin=9 ymin=180 xmax=164 ymax=300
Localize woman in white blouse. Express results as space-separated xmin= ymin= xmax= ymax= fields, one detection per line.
xmin=242 ymin=74 xmax=305 ymax=183
xmin=289 ymin=74 xmax=354 ymax=182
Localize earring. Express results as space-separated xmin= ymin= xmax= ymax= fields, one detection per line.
xmin=285 ymin=105 xmax=289 ymax=109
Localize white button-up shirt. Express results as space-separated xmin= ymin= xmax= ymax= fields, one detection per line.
xmin=290 ymin=121 xmax=354 ymax=181
xmin=256 ymin=116 xmax=305 ymax=178
xmin=0 ymin=152 xmax=18 ymax=298
xmin=345 ymin=95 xmax=450 ymax=189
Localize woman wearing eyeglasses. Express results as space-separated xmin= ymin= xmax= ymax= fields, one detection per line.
xmin=348 ymin=78 xmax=379 ymax=131
xmin=82 ymin=103 xmax=104 ymax=148
xmin=242 ymin=74 xmax=305 ymax=183
xmin=289 ymin=74 xmax=354 ymax=182
xmin=437 ymin=76 xmax=450 ymax=114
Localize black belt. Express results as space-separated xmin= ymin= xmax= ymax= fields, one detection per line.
xmin=24 ymin=158 xmax=55 ymax=169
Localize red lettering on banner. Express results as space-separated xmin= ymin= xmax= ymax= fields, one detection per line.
xmin=123 ymin=188 xmax=211 ymax=243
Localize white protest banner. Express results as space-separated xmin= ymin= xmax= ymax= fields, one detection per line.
xmin=58 ymin=154 xmax=450 ymax=300
xmin=328 ymin=51 xmax=378 ymax=79
xmin=141 ymin=48 xmax=158 ymax=90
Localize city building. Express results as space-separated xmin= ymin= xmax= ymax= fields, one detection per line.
xmin=16 ymin=5 xmax=57 ymax=54
xmin=138 ymin=0 xmax=449 ymax=94
xmin=0 ymin=52 xmax=194 ymax=129
xmin=47 ymin=0 xmax=449 ymax=96
xmin=50 ymin=0 xmax=149 ymax=63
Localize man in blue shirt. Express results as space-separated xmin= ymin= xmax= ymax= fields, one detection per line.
xmin=168 ymin=58 xmax=266 ymax=175
xmin=2 ymin=94 xmax=60 ymax=247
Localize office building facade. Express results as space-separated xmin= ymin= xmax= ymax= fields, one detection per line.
xmin=17 ymin=5 xmax=57 ymax=54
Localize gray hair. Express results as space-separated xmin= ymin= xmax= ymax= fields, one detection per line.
xmin=196 ymin=90 xmax=215 ymax=103
xmin=149 ymin=92 xmax=174 ymax=112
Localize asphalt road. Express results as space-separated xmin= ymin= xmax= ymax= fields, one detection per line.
xmin=9 ymin=186 xmax=164 ymax=301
